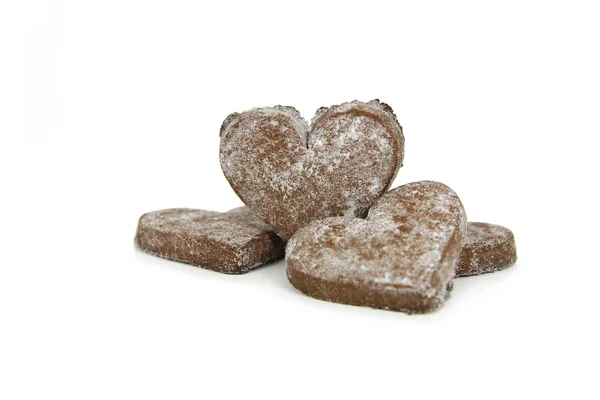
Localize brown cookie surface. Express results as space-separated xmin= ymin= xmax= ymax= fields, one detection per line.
xmin=220 ymin=99 xmax=404 ymax=241
xmin=456 ymin=222 xmax=517 ymax=277
xmin=286 ymin=181 xmax=467 ymax=314
xmin=135 ymin=207 xmax=284 ymax=274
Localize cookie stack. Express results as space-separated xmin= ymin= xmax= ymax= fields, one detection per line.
xmin=135 ymin=100 xmax=516 ymax=314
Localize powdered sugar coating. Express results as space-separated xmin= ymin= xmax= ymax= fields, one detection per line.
xmin=220 ymin=99 xmax=404 ymax=241
xmin=456 ymin=222 xmax=517 ymax=277
xmin=286 ymin=181 xmax=467 ymax=314
xmin=135 ymin=207 xmax=284 ymax=274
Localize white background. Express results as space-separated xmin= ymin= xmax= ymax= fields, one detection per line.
xmin=1 ymin=1 xmax=599 ymax=399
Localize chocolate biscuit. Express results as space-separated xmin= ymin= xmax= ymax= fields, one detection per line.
xmin=286 ymin=181 xmax=467 ymax=314
xmin=220 ymin=99 xmax=404 ymax=241
xmin=456 ymin=222 xmax=517 ymax=277
xmin=135 ymin=207 xmax=284 ymax=274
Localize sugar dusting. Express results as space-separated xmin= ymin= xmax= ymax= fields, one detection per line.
xmin=286 ymin=181 xmax=468 ymax=313
xmin=220 ymin=99 xmax=404 ymax=240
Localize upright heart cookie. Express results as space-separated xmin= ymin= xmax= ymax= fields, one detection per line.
xmin=286 ymin=181 xmax=467 ymax=314
xmin=135 ymin=207 xmax=284 ymax=274
xmin=220 ymin=100 xmax=404 ymax=241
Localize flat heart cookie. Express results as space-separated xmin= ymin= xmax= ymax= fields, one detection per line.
xmin=286 ymin=181 xmax=467 ymax=314
xmin=220 ymin=99 xmax=404 ymax=241
xmin=456 ymin=222 xmax=517 ymax=277
xmin=135 ymin=207 xmax=284 ymax=274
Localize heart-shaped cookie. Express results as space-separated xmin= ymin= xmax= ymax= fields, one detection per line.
xmin=286 ymin=181 xmax=467 ymax=314
xmin=456 ymin=222 xmax=517 ymax=277
xmin=135 ymin=207 xmax=284 ymax=274
xmin=220 ymin=100 xmax=404 ymax=241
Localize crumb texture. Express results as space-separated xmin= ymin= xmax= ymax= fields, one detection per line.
xmin=220 ymin=99 xmax=404 ymax=240
xmin=286 ymin=181 xmax=467 ymax=314
xmin=456 ymin=222 xmax=517 ymax=277
xmin=135 ymin=207 xmax=285 ymax=274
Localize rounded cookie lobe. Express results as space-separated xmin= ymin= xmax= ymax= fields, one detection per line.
xmin=286 ymin=181 xmax=467 ymax=314
xmin=456 ymin=222 xmax=517 ymax=277
xmin=219 ymin=99 xmax=404 ymax=241
xmin=135 ymin=207 xmax=284 ymax=274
